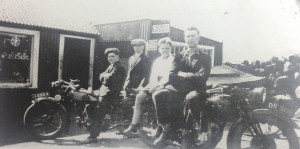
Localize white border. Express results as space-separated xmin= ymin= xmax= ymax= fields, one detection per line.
xmin=58 ymin=34 xmax=95 ymax=88
xmin=0 ymin=26 xmax=40 ymax=88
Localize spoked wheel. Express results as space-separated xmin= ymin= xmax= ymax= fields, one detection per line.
xmin=138 ymin=98 xmax=167 ymax=148
xmin=23 ymin=100 xmax=67 ymax=140
xmin=113 ymin=98 xmax=138 ymax=138
xmin=227 ymin=113 xmax=299 ymax=149
xmin=190 ymin=117 xmax=225 ymax=149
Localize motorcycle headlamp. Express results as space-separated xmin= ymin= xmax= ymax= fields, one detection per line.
xmin=248 ymin=87 xmax=266 ymax=103
xmin=54 ymin=94 xmax=62 ymax=101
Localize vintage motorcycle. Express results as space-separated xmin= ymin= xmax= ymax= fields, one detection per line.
xmin=23 ymin=79 xmax=151 ymax=139
xmin=138 ymin=85 xmax=300 ymax=149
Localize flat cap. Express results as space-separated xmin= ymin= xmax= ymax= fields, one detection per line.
xmin=131 ymin=39 xmax=146 ymax=45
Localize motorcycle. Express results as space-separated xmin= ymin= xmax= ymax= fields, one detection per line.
xmin=23 ymin=79 xmax=143 ymax=139
xmin=138 ymin=85 xmax=300 ymax=149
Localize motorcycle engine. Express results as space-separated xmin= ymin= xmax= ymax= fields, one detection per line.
xmin=207 ymin=94 xmax=238 ymax=121
xmin=75 ymin=103 xmax=94 ymax=131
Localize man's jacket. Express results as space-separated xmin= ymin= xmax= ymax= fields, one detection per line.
xmin=168 ymin=50 xmax=211 ymax=93
xmin=123 ymin=53 xmax=151 ymax=89
xmin=99 ymin=61 xmax=126 ymax=96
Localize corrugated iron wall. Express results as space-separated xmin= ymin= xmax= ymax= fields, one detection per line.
xmin=170 ymin=27 xmax=184 ymax=42
xmin=139 ymin=19 xmax=151 ymax=40
xmin=95 ymin=19 xmax=151 ymax=42
xmin=38 ymin=31 xmax=60 ymax=90
xmin=0 ymin=24 xmax=101 ymax=144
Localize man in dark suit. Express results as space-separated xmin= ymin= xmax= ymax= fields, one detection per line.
xmin=123 ymin=39 xmax=151 ymax=94
xmin=82 ymin=48 xmax=126 ymax=144
xmin=153 ymin=27 xmax=211 ymax=148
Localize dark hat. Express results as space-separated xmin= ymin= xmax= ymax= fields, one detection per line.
xmin=131 ymin=39 xmax=146 ymax=45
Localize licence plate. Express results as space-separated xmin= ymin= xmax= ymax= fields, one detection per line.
xmin=32 ymin=92 xmax=49 ymax=99
xmin=268 ymin=102 xmax=294 ymax=116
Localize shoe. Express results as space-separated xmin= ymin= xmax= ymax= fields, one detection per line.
xmin=153 ymin=124 xmax=170 ymax=145
xmin=80 ymin=137 xmax=98 ymax=144
xmin=123 ymin=124 xmax=140 ymax=135
xmin=151 ymin=125 xmax=163 ymax=138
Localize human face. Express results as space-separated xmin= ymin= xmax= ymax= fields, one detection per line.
xmin=185 ymin=30 xmax=199 ymax=48
xmin=158 ymin=43 xmax=172 ymax=59
xmin=107 ymin=53 xmax=119 ymax=64
xmin=133 ymin=44 xmax=144 ymax=55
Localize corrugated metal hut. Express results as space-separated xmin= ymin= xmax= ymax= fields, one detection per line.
xmin=0 ymin=0 xmax=103 ymax=144
xmin=95 ymin=18 xmax=223 ymax=68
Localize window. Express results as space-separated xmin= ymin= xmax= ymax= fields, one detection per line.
xmin=0 ymin=26 xmax=39 ymax=88
xmin=198 ymin=45 xmax=215 ymax=66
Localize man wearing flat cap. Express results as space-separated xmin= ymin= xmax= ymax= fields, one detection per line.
xmin=123 ymin=39 xmax=151 ymax=95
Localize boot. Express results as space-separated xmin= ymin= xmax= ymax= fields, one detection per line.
xmin=123 ymin=107 xmax=142 ymax=134
xmin=151 ymin=125 xmax=163 ymax=138
xmin=79 ymin=136 xmax=98 ymax=144
xmin=153 ymin=123 xmax=170 ymax=145
xmin=123 ymin=124 xmax=140 ymax=135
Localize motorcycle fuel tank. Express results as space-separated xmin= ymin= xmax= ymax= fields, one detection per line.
xmin=70 ymin=91 xmax=98 ymax=102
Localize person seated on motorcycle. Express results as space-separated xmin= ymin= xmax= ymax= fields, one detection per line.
xmin=122 ymin=39 xmax=151 ymax=96
xmin=123 ymin=37 xmax=174 ymax=134
xmin=81 ymin=48 xmax=126 ymax=144
xmin=274 ymin=54 xmax=300 ymax=95
xmin=152 ymin=26 xmax=211 ymax=148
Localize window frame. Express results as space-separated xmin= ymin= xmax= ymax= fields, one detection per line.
xmin=0 ymin=26 xmax=40 ymax=88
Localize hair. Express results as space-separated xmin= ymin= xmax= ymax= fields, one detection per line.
xmin=104 ymin=48 xmax=120 ymax=55
xmin=158 ymin=37 xmax=173 ymax=47
xmin=186 ymin=26 xmax=200 ymax=35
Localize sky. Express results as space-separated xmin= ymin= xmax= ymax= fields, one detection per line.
xmin=38 ymin=0 xmax=300 ymax=63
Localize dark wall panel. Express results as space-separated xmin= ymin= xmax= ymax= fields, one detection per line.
xmin=38 ymin=31 xmax=60 ymax=90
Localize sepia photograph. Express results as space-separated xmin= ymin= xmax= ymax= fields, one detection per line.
xmin=0 ymin=0 xmax=300 ymax=148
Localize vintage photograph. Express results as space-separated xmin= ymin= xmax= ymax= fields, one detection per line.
xmin=0 ymin=0 xmax=300 ymax=148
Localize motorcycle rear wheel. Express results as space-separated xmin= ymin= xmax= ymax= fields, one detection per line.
xmin=138 ymin=98 xmax=168 ymax=148
xmin=23 ymin=100 xmax=68 ymax=140
xmin=227 ymin=113 xmax=299 ymax=149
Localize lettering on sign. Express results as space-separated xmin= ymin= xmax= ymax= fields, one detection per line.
xmin=152 ymin=24 xmax=170 ymax=34
xmin=147 ymin=40 xmax=158 ymax=51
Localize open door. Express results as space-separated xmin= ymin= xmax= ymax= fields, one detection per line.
xmin=59 ymin=35 xmax=95 ymax=89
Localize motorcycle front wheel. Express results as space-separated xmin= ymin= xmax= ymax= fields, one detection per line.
xmin=227 ymin=113 xmax=299 ymax=149
xmin=23 ymin=100 xmax=68 ymax=140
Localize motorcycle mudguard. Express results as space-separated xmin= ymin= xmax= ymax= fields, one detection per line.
xmin=229 ymin=109 xmax=299 ymax=133
xmin=30 ymin=98 xmax=71 ymax=129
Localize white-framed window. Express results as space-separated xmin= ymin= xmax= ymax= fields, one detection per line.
xmin=172 ymin=41 xmax=215 ymax=66
xmin=198 ymin=45 xmax=215 ymax=66
xmin=0 ymin=26 xmax=40 ymax=88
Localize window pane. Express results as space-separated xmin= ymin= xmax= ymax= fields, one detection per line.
xmin=0 ymin=32 xmax=32 ymax=83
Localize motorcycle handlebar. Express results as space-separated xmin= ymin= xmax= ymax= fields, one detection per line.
xmin=52 ymin=79 xmax=78 ymax=91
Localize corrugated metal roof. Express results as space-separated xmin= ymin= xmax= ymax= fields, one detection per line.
xmin=0 ymin=0 xmax=99 ymax=35
xmin=208 ymin=65 xmax=264 ymax=86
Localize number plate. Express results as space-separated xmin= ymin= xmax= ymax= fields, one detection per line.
xmin=32 ymin=92 xmax=49 ymax=99
xmin=268 ymin=102 xmax=294 ymax=116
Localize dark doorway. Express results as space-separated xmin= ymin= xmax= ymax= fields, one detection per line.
xmin=62 ymin=37 xmax=90 ymax=88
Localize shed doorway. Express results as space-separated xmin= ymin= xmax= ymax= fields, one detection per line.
xmin=58 ymin=35 xmax=95 ymax=89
